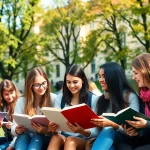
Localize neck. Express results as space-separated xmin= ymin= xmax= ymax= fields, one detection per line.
xmin=33 ymin=94 xmax=42 ymax=107
xmin=71 ymin=93 xmax=79 ymax=105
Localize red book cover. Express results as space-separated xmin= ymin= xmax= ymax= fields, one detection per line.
xmin=61 ymin=103 xmax=99 ymax=129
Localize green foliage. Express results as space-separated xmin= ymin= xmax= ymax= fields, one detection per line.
xmin=42 ymin=0 xmax=96 ymax=69
xmin=0 ymin=0 xmax=51 ymax=80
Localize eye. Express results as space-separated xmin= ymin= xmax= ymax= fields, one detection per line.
xmin=66 ymin=81 xmax=71 ymax=84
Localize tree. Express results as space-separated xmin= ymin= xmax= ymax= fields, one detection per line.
xmin=118 ymin=0 xmax=150 ymax=53
xmin=86 ymin=0 xmax=131 ymax=70
xmin=42 ymin=0 xmax=96 ymax=69
xmin=0 ymin=0 xmax=49 ymax=80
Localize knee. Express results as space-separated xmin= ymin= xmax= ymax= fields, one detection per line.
xmin=65 ymin=136 xmax=76 ymax=146
xmin=17 ymin=133 xmax=30 ymax=140
xmin=32 ymin=134 xmax=43 ymax=141
xmin=102 ymin=127 xmax=116 ymax=135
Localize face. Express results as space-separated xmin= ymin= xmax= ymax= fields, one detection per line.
xmin=32 ymin=75 xmax=48 ymax=96
xmin=99 ymin=68 xmax=108 ymax=91
xmin=66 ymin=74 xmax=83 ymax=95
xmin=132 ymin=66 xmax=145 ymax=88
xmin=2 ymin=90 xmax=16 ymax=103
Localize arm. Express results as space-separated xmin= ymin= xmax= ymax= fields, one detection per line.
xmin=53 ymin=94 xmax=63 ymax=109
xmin=128 ymin=92 xmax=140 ymax=111
xmin=11 ymin=97 xmax=25 ymax=136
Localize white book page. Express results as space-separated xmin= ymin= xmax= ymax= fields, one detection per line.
xmin=13 ymin=114 xmax=35 ymax=133
xmin=41 ymin=108 xmax=72 ymax=132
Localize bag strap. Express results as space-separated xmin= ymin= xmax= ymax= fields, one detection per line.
xmin=125 ymin=91 xmax=130 ymax=108
xmin=61 ymin=91 xmax=93 ymax=109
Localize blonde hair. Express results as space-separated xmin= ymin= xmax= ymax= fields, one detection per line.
xmin=24 ymin=67 xmax=51 ymax=116
xmin=0 ymin=80 xmax=20 ymax=121
xmin=132 ymin=53 xmax=150 ymax=85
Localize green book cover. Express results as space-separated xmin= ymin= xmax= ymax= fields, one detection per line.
xmin=102 ymin=107 xmax=150 ymax=126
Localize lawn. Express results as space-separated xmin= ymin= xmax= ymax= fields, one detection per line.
xmin=0 ymin=128 xmax=4 ymax=136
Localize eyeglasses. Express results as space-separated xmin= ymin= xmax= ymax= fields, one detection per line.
xmin=32 ymin=81 xmax=48 ymax=89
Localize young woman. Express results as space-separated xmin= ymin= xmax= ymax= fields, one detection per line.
xmin=11 ymin=67 xmax=56 ymax=150
xmin=116 ymin=53 xmax=150 ymax=150
xmin=47 ymin=64 xmax=99 ymax=150
xmin=86 ymin=62 xmax=140 ymax=150
xmin=0 ymin=79 xmax=20 ymax=150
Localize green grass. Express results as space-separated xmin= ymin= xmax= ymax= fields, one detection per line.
xmin=0 ymin=128 xmax=4 ymax=136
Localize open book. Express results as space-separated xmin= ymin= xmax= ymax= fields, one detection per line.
xmin=13 ymin=114 xmax=49 ymax=133
xmin=102 ymin=107 xmax=150 ymax=126
xmin=41 ymin=103 xmax=99 ymax=132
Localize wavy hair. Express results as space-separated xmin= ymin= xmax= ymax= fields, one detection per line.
xmin=0 ymin=80 xmax=20 ymax=121
xmin=24 ymin=67 xmax=51 ymax=116
xmin=63 ymin=64 xmax=89 ymax=105
xmin=132 ymin=53 xmax=150 ymax=86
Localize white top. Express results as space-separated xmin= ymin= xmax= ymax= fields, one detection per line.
xmin=11 ymin=93 xmax=57 ymax=136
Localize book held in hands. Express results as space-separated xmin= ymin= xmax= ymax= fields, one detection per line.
xmin=102 ymin=107 xmax=150 ymax=127
xmin=13 ymin=114 xmax=49 ymax=133
xmin=41 ymin=103 xmax=99 ymax=132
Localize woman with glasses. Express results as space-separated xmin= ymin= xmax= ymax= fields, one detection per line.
xmin=11 ymin=67 xmax=56 ymax=150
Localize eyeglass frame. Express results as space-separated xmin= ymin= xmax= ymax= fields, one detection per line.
xmin=32 ymin=81 xmax=48 ymax=89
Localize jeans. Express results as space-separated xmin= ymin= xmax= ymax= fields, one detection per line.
xmin=15 ymin=133 xmax=43 ymax=150
xmin=0 ymin=137 xmax=12 ymax=150
xmin=92 ymin=127 xmax=116 ymax=150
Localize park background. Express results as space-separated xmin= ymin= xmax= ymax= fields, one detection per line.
xmin=0 ymin=0 xmax=149 ymax=135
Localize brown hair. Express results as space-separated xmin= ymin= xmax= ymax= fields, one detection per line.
xmin=0 ymin=80 xmax=20 ymax=121
xmin=132 ymin=53 xmax=150 ymax=86
xmin=24 ymin=67 xmax=51 ymax=116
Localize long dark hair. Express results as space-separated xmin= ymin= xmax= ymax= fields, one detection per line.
xmin=63 ymin=64 xmax=89 ymax=105
xmin=97 ymin=62 xmax=136 ymax=115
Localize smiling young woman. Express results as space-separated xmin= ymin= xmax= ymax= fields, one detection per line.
xmin=47 ymin=64 xmax=99 ymax=150
xmin=11 ymin=67 xmax=56 ymax=150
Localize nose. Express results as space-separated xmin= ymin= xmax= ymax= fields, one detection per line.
xmin=132 ymin=75 xmax=135 ymax=80
xmin=8 ymin=94 xmax=13 ymax=99
xmin=70 ymin=83 xmax=74 ymax=87
xmin=39 ymin=84 xmax=44 ymax=89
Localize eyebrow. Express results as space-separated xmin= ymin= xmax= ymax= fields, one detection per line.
xmin=33 ymin=80 xmax=47 ymax=84
xmin=66 ymin=80 xmax=79 ymax=82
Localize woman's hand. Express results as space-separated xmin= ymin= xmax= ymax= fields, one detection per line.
xmin=67 ymin=122 xmax=84 ymax=133
xmin=48 ymin=122 xmax=58 ymax=133
xmin=126 ymin=116 xmax=147 ymax=129
xmin=5 ymin=121 xmax=12 ymax=129
xmin=91 ymin=116 xmax=119 ymax=129
xmin=67 ymin=121 xmax=90 ymax=136
xmin=15 ymin=125 xmax=27 ymax=134
xmin=31 ymin=121 xmax=49 ymax=134
xmin=122 ymin=124 xmax=138 ymax=137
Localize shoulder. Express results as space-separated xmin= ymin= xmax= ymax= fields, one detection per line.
xmin=16 ymin=96 xmax=26 ymax=104
xmin=128 ymin=92 xmax=139 ymax=101
xmin=14 ymin=96 xmax=26 ymax=113
xmin=50 ymin=92 xmax=57 ymax=100
xmin=53 ymin=93 xmax=63 ymax=108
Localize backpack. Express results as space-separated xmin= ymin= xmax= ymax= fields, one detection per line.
xmin=61 ymin=91 xmax=93 ymax=109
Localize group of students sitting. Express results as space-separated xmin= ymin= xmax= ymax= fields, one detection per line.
xmin=0 ymin=52 xmax=149 ymax=150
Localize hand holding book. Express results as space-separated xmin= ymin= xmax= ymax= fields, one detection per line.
xmin=126 ymin=116 xmax=148 ymax=129
xmin=91 ymin=116 xmax=120 ymax=129
xmin=122 ymin=124 xmax=139 ymax=137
